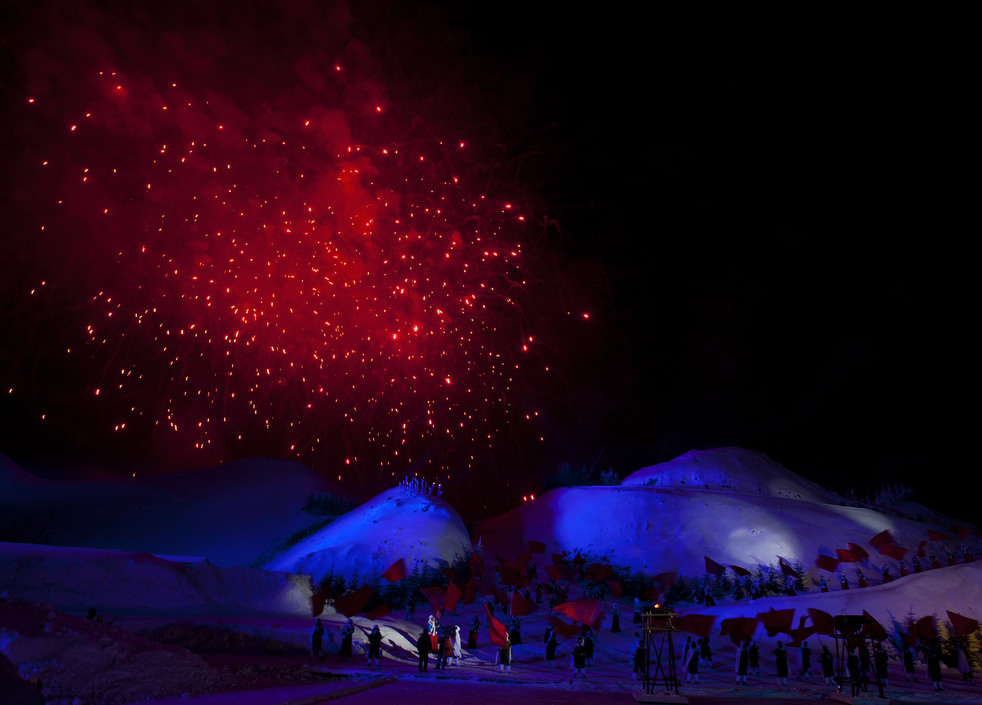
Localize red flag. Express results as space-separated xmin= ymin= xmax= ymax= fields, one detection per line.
xmin=644 ymin=587 xmax=665 ymax=604
xmin=606 ymin=579 xmax=622 ymax=598
xmin=869 ymin=530 xmax=895 ymax=551
xmin=311 ymin=588 xmax=328 ymax=618
xmin=420 ymin=586 xmax=445 ymax=611
xmin=484 ymin=602 xmax=509 ymax=647
xmin=808 ymin=608 xmax=835 ymax=636
xmin=462 ymin=578 xmax=477 ymax=606
xmin=816 ymin=554 xmax=839 ymax=572
xmin=653 ymin=572 xmax=678 ymax=587
xmin=947 ymin=611 xmax=980 ymax=637
xmin=469 ymin=555 xmax=485 ymax=578
xmin=788 ymin=626 xmax=816 ymax=647
xmin=553 ymin=599 xmax=603 ymax=629
xmin=917 ymin=540 xmax=928 ymax=557
xmin=332 ymin=584 xmax=374 ymax=618
xmin=720 ymin=617 xmax=759 ymax=645
xmin=836 ymin=548 xmax=861 ymax=563
xmin=928 ymin=529 xmax=949 ymax=542
xmin=729 ymin=565 xmax=752 ymax=577
xmin=527 ymin=540 xmax=546 ymax=553
xmin=880 ymin=544 xmax=908 ymax=560
xmin=778 ymin=556 xmax=797 ymax=576
xmin=549 ymin=615 xmax=582 ymax=639
xmin=545 ymin=563 xmax=570 ymax=582
xmin=510 ymin=590 xmax=538 ymax=617
xmin=847 ymin=543 xmax=869 ymax=559
xmin=863 ymin=611 xmax=887 ymax=642
xmin=915 ymin=616 xmax=938 ymax=640
xmin=951 ymin=526 xmax=970 ymax=540
xmin=756 ymin=609 xmax=795 ymax=637
xmin=365 ymin=602 xmax=390 ymax=621
xmin=552 ymin=552 xmax=566 ymax=564
xmin=500 ymin=564 xmax=529 ymax=588
xmin=444 ymin=581 xmax=463 ymax=612
xmin=381 ymin=558 xmax=407 ymax=583
xmin=674 ymin=613 xmax=716 ymax=638
xmin=704 ymin=556 xmax=726 ymax=577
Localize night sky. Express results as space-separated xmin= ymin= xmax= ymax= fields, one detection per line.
xmin=1 ymin=3 xmax=977 ymax=521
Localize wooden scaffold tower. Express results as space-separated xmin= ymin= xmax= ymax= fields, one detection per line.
xmin=634 ymin=608 xmax=688 ymax=704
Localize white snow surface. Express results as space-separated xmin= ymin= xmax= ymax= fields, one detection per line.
xmin=2 ymin=447 xmax=982 ymax=704
xmin=264 ymin=485 xmax=473 ymax=581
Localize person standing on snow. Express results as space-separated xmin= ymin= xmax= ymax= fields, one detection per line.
xmin=416 ymin=628 xmax=431 ymax=672
xmin=821 ymin=644 xmax=835 ymax=686
xmin=546 ymin=631 xmax=559 ymax=668
xmin=749 ymin=640 xmax=760 ymax=675
xmin=497 ymin=634 xmax=513 ymax=673
xmin=451 ymin=625 xmax=462 ymax=666
xmin=572 ymin=636 xmax=588 ymax=679
xmin=632 ymin=633 xmax=644 ymax=681
xmin=685 ymin=645 xmax=700 ymax=684
xmin=736 ymin=641 xmax=750 ymax=685
xmin=367 ymin=625 xmax=382 ymax=667
xmin=799 ymin=641 xmax=812 ymax=679
xmin=339 ymin=618 xmax=354 ymax=657
xmin=310 ymin=618 xmax=325 ymax=663
xmin=774 ymin=641 xmax=789 ymax=686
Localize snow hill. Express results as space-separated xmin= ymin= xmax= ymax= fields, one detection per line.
xmin=264 ymin=485 xmax=472 ymax=581
xmin=473 ymin=447 xmax=978 ymax=579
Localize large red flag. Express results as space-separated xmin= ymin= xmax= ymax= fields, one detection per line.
xmin=527 ymin=540 xmax=546 ymax=553
xmin=332 ymin=584 xmax=374 ymax=618
xmin=730 ymin=565 xmax=752 ymax=577
xmin=836 ymin=548 xmax=861 ymax=563
xmin=808 ymin=608 xmax=835 ymax=636
xmin=420 ymin=586 xmax=445 ymax=611
xmin=311 ymin=588 xmax=329 ymax=618
xmin=549 ymin=615 xmax=582 ymax=639
xmin=553 ymin=599 xmax=603 ymax=629
xmin=816 ymin=554 xmax=839 ymax=572
xmin=704 ymin=556 xmax=726 ymax=577
xmin=947 ymin=611 xmax=980 ymax=637
xmin=606 ymin=579 xmax=623 ymax=598
xmin=928 ymin=529 xmax=949 ymax=542
xmin=756 ymin=609 xmax=795 ymax=637
xmin=863 ymin=611 xmax=887 ymax=642
xmin=484 ymin=602 xmax=509 ymax=647
xmin=674 ymin=613 xmax=716 ymax=638
xmin=847 ymin=543 xmax=869 ymax=559
xmin=510 ymin=590 xmax=539 ymax=617
xmin=787 ymin=626 xmax=816 ymax=647
xmin=778 ymin=556 xmax=797 ymax=576
xmin=381 ymin=558 xmax=407 ymax=582
xmin=545 ymin=563 xmax=575 ymax=582
xmin=915 ymin=616 xmax=938 ymax=640
xmin=880 ymin=544 xmax=908 ymax=560
xmin=462 ymin=578 xmax=477 ymax=606
xmin=869 ymin=530 xmax=895 ymax=551
xmin=653 ymin=572 xmax=678 ymax=587
xmin=720 ymin=617 xmax=759 ymax=645
xmin=950 ymin=526 xmax=970 ymax=540
xmin=444 ymin=581 xmax=463 ymax=612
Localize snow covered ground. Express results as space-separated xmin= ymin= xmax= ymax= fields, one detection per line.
xmin=2 ymin=448 xmax=981 ymax=704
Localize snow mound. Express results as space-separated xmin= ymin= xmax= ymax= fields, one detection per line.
xmin=266 ymin=486 xmax=472 ymax=583
xmin=475 ymin=448 xmax=974 ymax=578
xmin=0 ymin=457 xmax=355 ymax=567
xmin=0 ymin=542 xmax=311 ymax=618
xmin=621 ymin=447 xmax=844 ymax=503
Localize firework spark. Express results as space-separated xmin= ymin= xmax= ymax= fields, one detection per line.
xmin=3 ymin=1 xmax=554 ymax=505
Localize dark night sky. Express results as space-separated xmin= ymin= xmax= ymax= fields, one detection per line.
xmin=1 ymin=3 xmax=978 ymax=521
